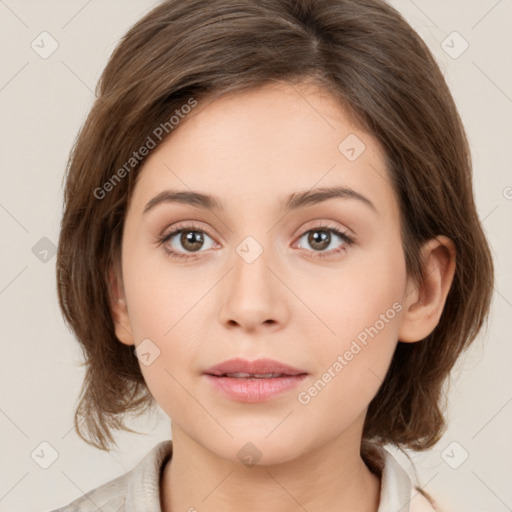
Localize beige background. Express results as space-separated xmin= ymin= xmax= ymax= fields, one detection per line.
xmin=1 ymin=1 xmax=511 ymax=510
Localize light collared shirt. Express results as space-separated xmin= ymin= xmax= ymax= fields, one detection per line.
xmin=49 ymin=440 xmax=437 ymax=511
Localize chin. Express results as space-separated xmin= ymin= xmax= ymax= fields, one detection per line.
xmin=217 ymin=434 xmax=307 ymax=467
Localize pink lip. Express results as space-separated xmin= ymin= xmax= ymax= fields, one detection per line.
xmin=203 ymin=358 xmax=308 ymax=403
xmin=204 ymin=357 xmax=307 ymax=376
xmin=204 ymin=374 xmax=307 ymax=403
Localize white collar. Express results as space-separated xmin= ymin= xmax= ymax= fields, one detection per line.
xmin=52 ymin=440 xmax=436 ymax=511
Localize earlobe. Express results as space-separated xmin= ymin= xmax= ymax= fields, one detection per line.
xmin=108 ymin=265 xmax=135 ymax=346
xmin=398 ymin=235 xmax=456 ymax=343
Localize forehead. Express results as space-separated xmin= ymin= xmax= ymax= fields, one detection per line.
xmin=129 ymin=81 xmax=398 ymax=219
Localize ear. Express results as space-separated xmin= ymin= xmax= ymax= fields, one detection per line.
xmin=398 ymin=235 xmax=456 ymax=343
xmin=108 ymin=264 xmax=135 ymax=346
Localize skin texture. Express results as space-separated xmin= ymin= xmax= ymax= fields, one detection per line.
xmin=110 ymin=81 xmax=456 ymax=512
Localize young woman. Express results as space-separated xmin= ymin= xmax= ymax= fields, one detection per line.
xmin=53 ymin=0 xmax=494 ymax=510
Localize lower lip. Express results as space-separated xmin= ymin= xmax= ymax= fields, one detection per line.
xmin=204 ymin=374 xmax=308 ymax=403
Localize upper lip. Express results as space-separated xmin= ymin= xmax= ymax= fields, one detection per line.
xmin=204 ymin=358 xmax=308 ymax=377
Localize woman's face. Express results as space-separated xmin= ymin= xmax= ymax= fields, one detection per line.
xmin=114 ymin=81 xmax=414 ymax=464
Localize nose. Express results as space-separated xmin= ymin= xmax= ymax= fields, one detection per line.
xmin=218 ymin=241 xmax=289 ymax=332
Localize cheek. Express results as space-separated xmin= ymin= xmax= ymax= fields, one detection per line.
xmin=121 ymin=248 xmax=208 ymax=396
xmin=296 ymin=295 xmax=403 ymax=430
xmin=293 ymin=235 xmax=406 ymax=349
xmin=132 ymin=314 xmax=202 ymax=422
xmin=122 ymin=237 xmax=204 ymax=339
xmin=294 ymin=236 xmax=406 ymax=400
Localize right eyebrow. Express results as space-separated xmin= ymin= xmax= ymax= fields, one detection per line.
xmin=143 ymin=190 xmax=223 ymax=215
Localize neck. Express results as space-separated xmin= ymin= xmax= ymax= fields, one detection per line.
xmin=160 ymin=425 xmax=381 ymax=512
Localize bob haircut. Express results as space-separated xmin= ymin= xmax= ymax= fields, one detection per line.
xmin=56 ymin=0 xmax=494 ymax=458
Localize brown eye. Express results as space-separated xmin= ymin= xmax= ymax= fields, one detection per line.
xmin=158 ymin=224 xmax=217 ymax=260
xmin=296 ymin=226 xmax=353 ymax=255
xmin=178 ymin=231 xmax=205 ymax=252
xmin=306 ymin=230 xmax=331 ymax=251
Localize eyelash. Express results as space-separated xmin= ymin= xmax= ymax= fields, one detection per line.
xmin=156 ymin=221 xmax=355 ymax=261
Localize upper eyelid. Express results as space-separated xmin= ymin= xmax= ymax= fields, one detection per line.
xmin=162 ymin=221 xmax=214 ymax=240
xmin=161 ymin=220 xmax=351 ymax=236
xmin=161 ymin=221 xmax=354 ymax=246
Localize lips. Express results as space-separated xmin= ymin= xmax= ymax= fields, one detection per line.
xmin=203 ymin=358 xmax=308 ymax=403
xmin=204 ymin=358 xmax=307 ymax=378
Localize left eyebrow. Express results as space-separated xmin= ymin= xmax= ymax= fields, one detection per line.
xmin=143 ymin=186 xmax=377 ymax=215
xmin=282 ymin=186 xmax=378 ymax=215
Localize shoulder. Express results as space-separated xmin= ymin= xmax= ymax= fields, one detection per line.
xmin=409 ymin=488 xmax=438 ymax=512
xmin=47 ymin=440 xmax=173 ymax=512
xmin=47 ymin=475 xmax=126 ymax=512
xmin=363 ymin=442 xmax=438 ymax=512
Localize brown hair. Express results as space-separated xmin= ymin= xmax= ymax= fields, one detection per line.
xmin=56 ymin=0 xmax=493 ymax=494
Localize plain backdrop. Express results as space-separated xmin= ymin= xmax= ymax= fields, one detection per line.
xmin=1 ymin=1 xmax=511 ymax=511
